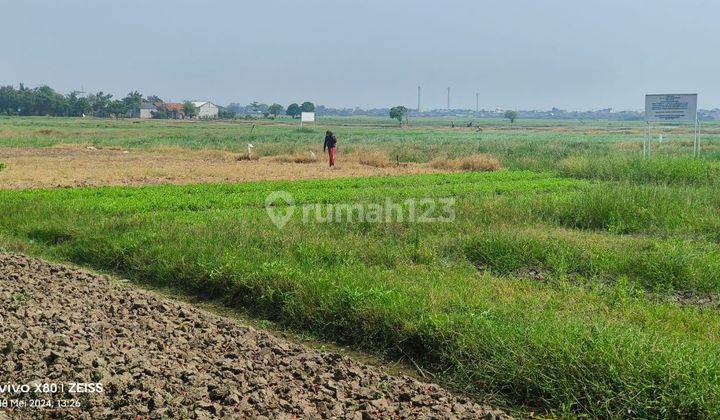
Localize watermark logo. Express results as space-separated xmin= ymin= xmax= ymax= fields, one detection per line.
xmin=265 ymin=190 xmax=295 ymax=229
xmin=265 ymin=191 xmax=455 ymax=229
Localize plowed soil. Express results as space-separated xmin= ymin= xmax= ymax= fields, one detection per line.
xmin=0 ymin=253 xmax=508 ymax=419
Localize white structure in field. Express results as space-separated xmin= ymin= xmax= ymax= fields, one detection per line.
xmin=645 ymin=94 xmax=697 ymax=122
xmin=300 ymin=111 xmax=315 ymax=127
xmin=191 ymin=101 xmax=219 ymax=119
xmin=643 ymin=94 xmax=700 ymax=157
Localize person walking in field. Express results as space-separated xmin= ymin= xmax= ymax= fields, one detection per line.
xmin=324 ymin=130 xmax=337 ymax=168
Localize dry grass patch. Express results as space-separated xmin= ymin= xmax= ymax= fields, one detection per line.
xmin=0 ymin=130 xmax=17 ymax=139
xmin=272 ymin=152 xmax=318 ymax=164
xmin=351 ymin=148 xmax=393 ymax=168
xmin=235 ymin=153 xmax=260 ymax=161
xmin=614 ymin=141 xmax=642 ymax=151
xmin=557 ymin=156 xmax=589 ymax=174
xmin=0 ymin=146 xmax=447 ymax=189
xmin=431 ymin=154 xmax=501 ymax=172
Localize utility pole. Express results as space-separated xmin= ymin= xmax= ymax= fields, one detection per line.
xmin=476 ymin=92 xmax=479 ymax=112
xmin=447 ymin=87 xmax=450 ymax=110
xmin=417 ymin=86 xmax=421 ymax=112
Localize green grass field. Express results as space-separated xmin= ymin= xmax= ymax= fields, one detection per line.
xmin=1 ymin=116 xmax=719 ymax=416
xmin=2 ymin=116 xmax=719 ymax=167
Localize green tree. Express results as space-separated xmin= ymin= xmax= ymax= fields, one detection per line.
xmin=88 ymin=91 xmax=113 ymax=117
xmin=183 ymin=101 xmax=198 ymax=119
xmin=504 ymin=110 xmax=518 ymax=124
xmin=14 ymin=84 xmax=33 ymax=115
xmin=33 ymin=85 xmax=66 ymax=116
xmin=122 ymin=91 xmax=143 ymax=112
xmin=300 ymin=101 xmax=315 ymax=112
xmin=250 ymin=101 xmax=261 ymax=114
xmin=151 ymin=108 xmax=168 ymax=119
xmin=286 ymin=103 xmax=301 ymax=118
xmin=0 ymin=86 xmax=18 ymax=115
xmin=108 ymin=99 xmax=128 ymax=118
xmin=67 ymin=91 xmax=91 ymax=117
xmin=268 ymin=103 xmax=284 ymax=117
xmin=218 ymin=108 xmax=236 ymax=119
xmin=389 ymin=106 xmax=408 ymax=125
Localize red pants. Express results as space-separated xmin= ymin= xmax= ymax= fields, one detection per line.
xmin=328 ymin=147 xmax=335 ymax=167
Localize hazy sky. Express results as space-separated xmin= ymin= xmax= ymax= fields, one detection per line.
xmin=2 ymin=0 xmax=718 ymax=110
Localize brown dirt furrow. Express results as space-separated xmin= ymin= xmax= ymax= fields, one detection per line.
xmin=0 ymin=253 xmax=508 ymax=419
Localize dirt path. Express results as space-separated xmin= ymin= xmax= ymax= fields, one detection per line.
xmin=0 ymin=146 xmax=445 ymax=189
xmin=0 ymin=253 xmax=508 ymax=419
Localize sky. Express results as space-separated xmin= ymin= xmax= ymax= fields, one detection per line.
xmin=1 ymin=0 xmax=718 ymax=110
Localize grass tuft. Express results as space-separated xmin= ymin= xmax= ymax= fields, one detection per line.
xmin=235 ymin=153 xmax=259 ymax=161
xmin=431 ymin=154 xmax=501 ymax=172
xmin=558 ymin=155 xmax=719 ymax=185
xmin=353 ymin=148 xmax=393 ymax=167
xmin=271 ymin=152 xmax=318 ymax=164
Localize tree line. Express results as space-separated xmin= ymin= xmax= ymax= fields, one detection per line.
xmin=228 ymin=101 xmax=315 ymax=118
xmin=0 ymin=83 xmax=319 ymax=120
xmin=0 ymin=84 xmax=155 ymax=117
xmin=0 ymin=83 xmax=512 ymax=124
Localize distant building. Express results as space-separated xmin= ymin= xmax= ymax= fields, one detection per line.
xmin=163 ymin=103 xmax=185 ymax=119
xmin=191 ymin=101 xmax=219 ymax=119
xmin=133 ymin=102 xmax=157 ymax=119
xmin=152 ymin=101 xmax=219 ymax=119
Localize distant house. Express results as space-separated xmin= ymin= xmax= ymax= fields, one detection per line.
xmin=191 ymin=101 xmax=219 ymax=119
xmin=163 ymin=103 xmax=186 ymax=119
xmin=152 ymin=101 xmax=219 ymax=119
xmin=133 ymin=102 xmax=157 ymax=119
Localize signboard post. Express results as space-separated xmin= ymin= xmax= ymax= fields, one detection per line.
xmin=644 ymin=94 xmax=699 ymax=157
xmin=300 ymin=112 xmax=315 ymax=128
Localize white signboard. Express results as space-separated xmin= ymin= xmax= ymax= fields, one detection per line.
xmin=645 ymin=94 xmax=697 ymax=122
xmin=301 ymin=112 xmax=315 ymax=122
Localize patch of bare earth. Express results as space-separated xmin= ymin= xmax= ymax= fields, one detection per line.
xmin=0 ymin=253 xmax=509 ymax=419
xmin=0 ymin=146 xmax=449 ymax=189
xmin=672 ymin=291 xmax=720 ymax=310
